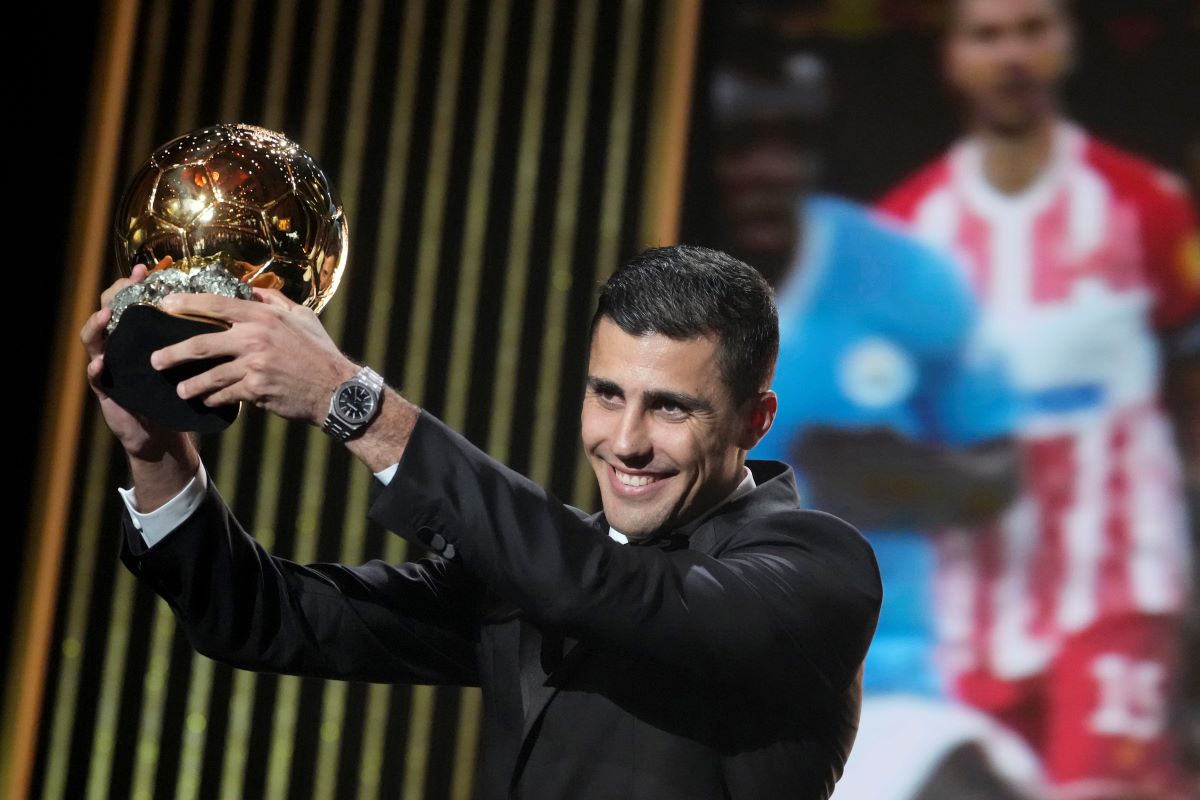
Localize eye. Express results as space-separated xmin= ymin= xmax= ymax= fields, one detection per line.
xmin=967 ymin=22 xmax=1001 ymax=44
xmin=655 ymin=399 xmax=689 ymax=419
xmin=592 ymin=387 xmax=622 ymax=407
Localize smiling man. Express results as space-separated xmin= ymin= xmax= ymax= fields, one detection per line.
xmin=582 ymin=254 xmax=779 ymax=544
xmin=82 ymin=244 xmax=881 ymax=799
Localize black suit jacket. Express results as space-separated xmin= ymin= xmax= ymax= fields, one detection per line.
xmin=118 ymin=409 xmax=881 ymax=799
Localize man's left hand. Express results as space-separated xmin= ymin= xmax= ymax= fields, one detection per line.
xmin=150 ymin=288 xmax=359 ymax=427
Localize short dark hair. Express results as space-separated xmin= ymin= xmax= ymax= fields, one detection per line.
xmin=588 ymin=245 xmax=779 ymax=406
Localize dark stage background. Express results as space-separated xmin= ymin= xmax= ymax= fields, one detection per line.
xmin=11 ymin=1 xmax=684 ymax=797
xmin=9 ymin=1 xmax=1199 ymax=799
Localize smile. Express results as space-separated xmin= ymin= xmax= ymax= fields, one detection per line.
xmin=617 ymin=470 xmax=659 ymax=486
xmin=607 ymin=463 xmax=672 ymax=497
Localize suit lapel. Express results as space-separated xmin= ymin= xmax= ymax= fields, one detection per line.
xmin=511 ymin=515 xmax=607 ymax=788
xmin=510 ymin=619 xmax=589 ymax=796
xmin=509 ymin=462 xmax=799 ymax=786
xmin=517 ymin=622 xmax=587 ymax=743
xmin=512 ymin=505 xmax=740 ymax=754
xmin=511 ymin=525 xmax=699 ymax=774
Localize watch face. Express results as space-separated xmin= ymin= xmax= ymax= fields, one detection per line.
xmin=336 ymin=384 xmax=376 ymax=422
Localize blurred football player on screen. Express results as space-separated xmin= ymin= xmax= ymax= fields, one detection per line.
xmin=879 ymin=1 xmax=1200 ymax=797
xmin=704 ymin=16 xmax=1039 ymax=797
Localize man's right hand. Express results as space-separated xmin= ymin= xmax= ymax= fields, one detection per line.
xmin=82 ymin=262 xmax=199 ymax=508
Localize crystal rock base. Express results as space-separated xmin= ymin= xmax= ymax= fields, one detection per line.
xmin=105 ymin=263 xmax=254 ymax=335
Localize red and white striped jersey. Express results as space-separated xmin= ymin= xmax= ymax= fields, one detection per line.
xmin=878 ymin=121 xmax=1200 ymax=679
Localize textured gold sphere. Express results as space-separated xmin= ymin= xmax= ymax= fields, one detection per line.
xmin=113 ymin=123 xmax=348 ymax=313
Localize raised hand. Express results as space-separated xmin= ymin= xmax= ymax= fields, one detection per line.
xmin=149 ymin=287 xmax=359 ymax=427
xmin=81 ymin=261 xmax=193 ymax=461
xmin=81 ymin=258 xmax=204 ymax=511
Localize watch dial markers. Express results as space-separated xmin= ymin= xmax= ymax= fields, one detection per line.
xmin=337 ymin=385 xmax=375 ymax=421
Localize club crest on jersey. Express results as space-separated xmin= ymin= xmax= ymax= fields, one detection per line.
xmin=838 ymin=336 xmax=917 ymax=408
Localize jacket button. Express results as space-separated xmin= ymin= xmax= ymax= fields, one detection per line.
xmin=429 ymin=532 xmax=447 ymax=552
xmin=443 ymin=543 xmax=456 ymax=559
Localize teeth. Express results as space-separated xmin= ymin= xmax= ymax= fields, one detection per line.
xmin=615 ymin=468 xmax=660 ymax=487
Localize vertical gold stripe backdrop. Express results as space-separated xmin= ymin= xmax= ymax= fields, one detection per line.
xmin=7 ymin=0 xmax=699 ymax=797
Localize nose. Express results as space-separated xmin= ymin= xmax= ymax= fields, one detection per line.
xmin=611 ymin=406 xmax=651 ymax=466
xmin=1000 ymin=29 xmax=1037 ymax=68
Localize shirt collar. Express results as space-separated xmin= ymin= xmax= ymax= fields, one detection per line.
xmin=608 ymin=465 xmax=757 ymax=545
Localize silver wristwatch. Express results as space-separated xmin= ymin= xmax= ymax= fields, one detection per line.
xmin=322 ymin=365 xmax=384 ymax=441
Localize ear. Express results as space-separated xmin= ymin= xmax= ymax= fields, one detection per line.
xmin=738 ymin=389 xmax=777 ymax=451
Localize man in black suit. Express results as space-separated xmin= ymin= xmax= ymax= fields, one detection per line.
xmin=81 ymin=245 xmax=881 ymax=798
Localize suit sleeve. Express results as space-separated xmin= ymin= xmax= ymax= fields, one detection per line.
xmin=117 ymin=475 xmax=482 ymax=686
xmin=369 ymin=410 xmax=882 ymax=701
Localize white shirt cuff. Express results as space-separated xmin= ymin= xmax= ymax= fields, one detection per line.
xmin=374 ymin=462 xmax=399 ymax=485
xmin=118 ymin=461 xmax=209 ymax=548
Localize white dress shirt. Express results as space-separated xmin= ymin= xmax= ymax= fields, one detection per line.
xmin=120 ymin=462 xmax=756 ymax=548
xmin=118 ymin=462 xmax=212 ymax=547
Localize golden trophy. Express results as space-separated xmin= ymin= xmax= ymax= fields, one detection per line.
xmin=100 ymin=123 xmax=348 ymax=433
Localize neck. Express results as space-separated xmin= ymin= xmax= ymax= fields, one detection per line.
xmin=974 ymin=118 xmax=1057 ymax=195
xmin=702 ymin=462 xmax=751 ymax=517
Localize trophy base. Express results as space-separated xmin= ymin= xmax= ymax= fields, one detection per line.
xmin=100 ymin=304 xmax=241 ymax=434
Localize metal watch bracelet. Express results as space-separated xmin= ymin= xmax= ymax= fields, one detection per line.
xmin=322 ymin=365 xmax=385 ymax=441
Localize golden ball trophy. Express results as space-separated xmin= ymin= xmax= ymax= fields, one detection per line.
xmin=100 ymin=123 xmax=349 ymax=433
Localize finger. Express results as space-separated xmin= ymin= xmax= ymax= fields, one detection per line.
xmin=86 ymin=353 xmax=104 ymax=383
xmin=100 ymin=277 xmax=136 ymax=309
xmin=202 ymin=382 xmax=252 ymax=408
xmin=198 ymin=376 xmax=271 ymax=410
xmin=248 ymin=272 xmax=286 ymax=291
xmin=159 ymin=292 xmax=277 ymax=324
xmin=98 ymin=260 xmax=165 ymax=309
xmin=86 ymin=354 xmax=111 ymax=399
xmin=80 ymin=307 xmax=112 ymax=359
xmin=251 ymin=287 xmax=297 ymax=310
xmin=150 ymin=329 xmax=242 ymax=370
xmin=176 ymin=360 xmax=245 ymax=400
xmin=128 ymin=263 xmax=149 ymax=286
xmin=100 ymin=262 xmax=150 ymax=307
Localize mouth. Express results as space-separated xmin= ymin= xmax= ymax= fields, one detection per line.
xmin=606 ymin=462 xmax=674 ymax=498
xmin=992 ymin=74 xmax=1042 ymax=101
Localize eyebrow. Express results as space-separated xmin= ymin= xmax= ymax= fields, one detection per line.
xmin=585 ymin=376 xmax=714 ymax=413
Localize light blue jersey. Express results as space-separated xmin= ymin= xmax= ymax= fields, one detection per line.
xmin=750 ymin=195 xmax=1016 ymax=696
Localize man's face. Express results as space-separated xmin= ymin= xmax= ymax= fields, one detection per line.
xmin=581 ymin=317 xmax=774 ymax=541
xmin=714 ymin=122 xmax=816 ymax=284
xmin=945 ymin=0 xmax=1071 ymax=134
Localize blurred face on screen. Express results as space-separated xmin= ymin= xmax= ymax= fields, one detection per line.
xmin=714 ymin=121 xmax=814 ymax=283
xmin=946 ymin=0 xmax=1071 ymax=134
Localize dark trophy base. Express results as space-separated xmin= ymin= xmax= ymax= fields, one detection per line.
xmin=99 ymin=304 xmax=240 ymax=434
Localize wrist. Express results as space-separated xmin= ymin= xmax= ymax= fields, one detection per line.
xmin=123 ymin=427 xmax=194 ymax=464
xmin=321 ymin=363 xmax=385 ymax=440
xmin=314 ymin=356 xmax=364 ymax=427
xmin=343 ymin=385 xmax=418 ymax=473
xmin=126 ymin=437 xmax=202 ymax=513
